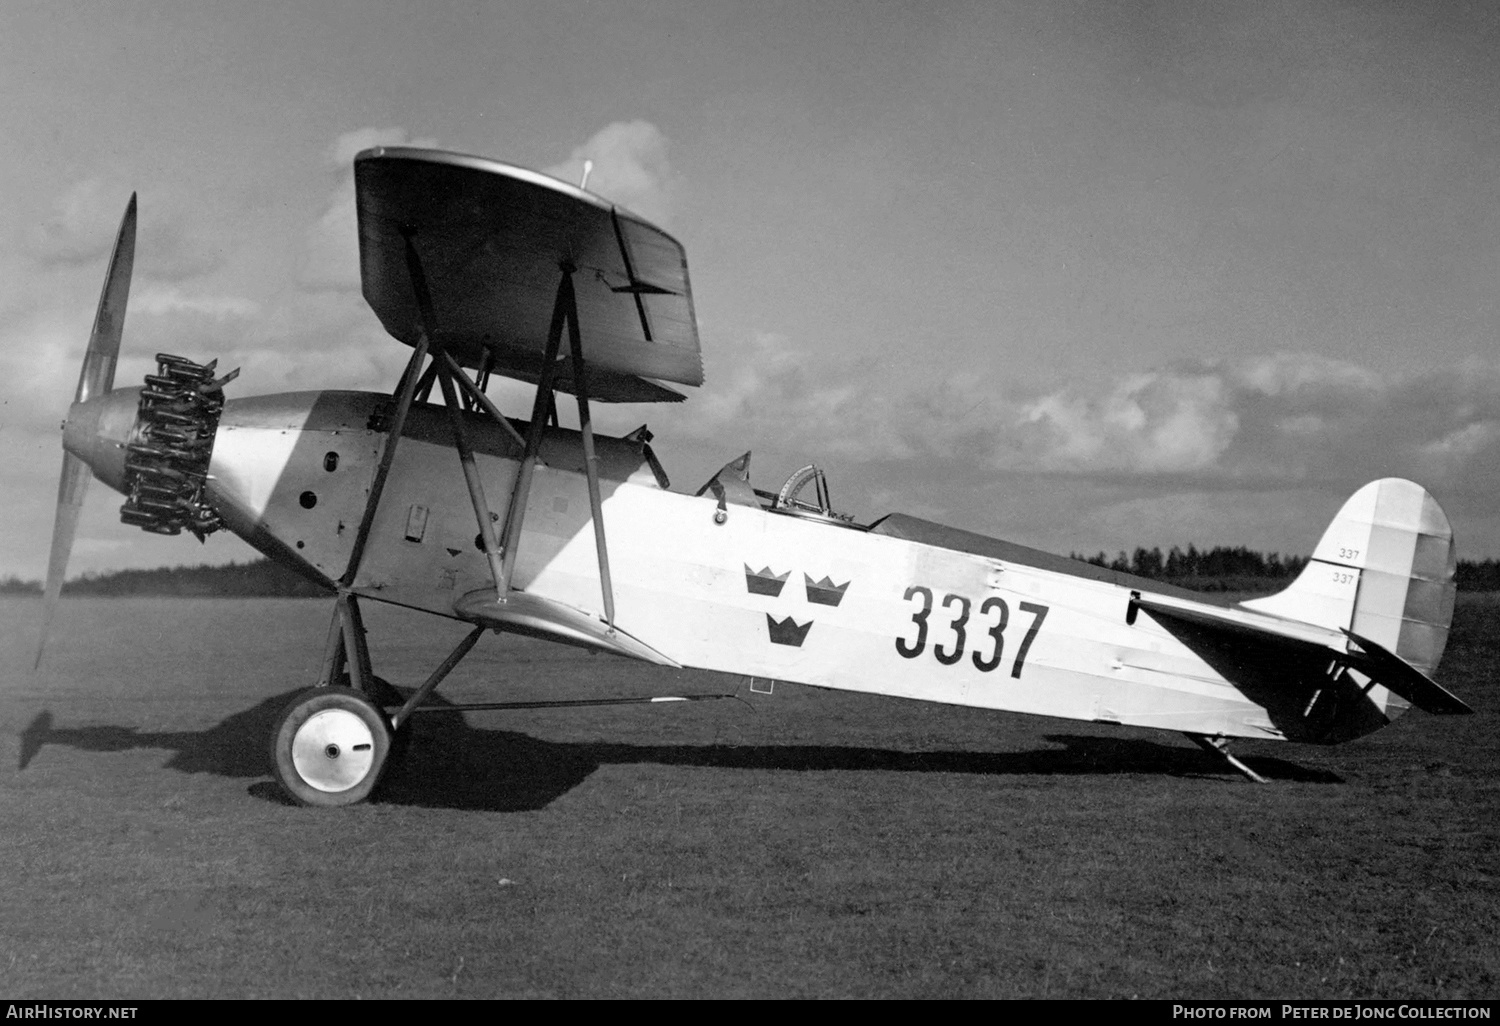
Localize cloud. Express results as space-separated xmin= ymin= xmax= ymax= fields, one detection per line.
xmin=0 ymin=306 xmax=96 ymax=423
xmin=653 ymin=336 xmax=1500 ymax=548
xmin=120 ymin=286 xmax=267 ymax=387
xmin=13 ymin=118 xmax=1498 ymax=570
xmin=25 ymin=179 xmax=122 ymax=266
xmin=654 ymin=331 xmax=926 ymax=464
xmin=0 ymin=284 xmax=265 ymax=428
xmin=136 ymin=216 xmax=225 ymax=282
xmin=300 ymin=127 xmax=439 ymax=292
xmin=197 ymin=126 xmax=438 ymax=393
xmin=961 ymin=352 xmax=1496 ymax=501
xmin=1019 ymin=369 xmax=1239 ymax=473
xmin=133 ymin=286 xmax=260 ymax=320
xmin=26 ymin=179 xmax=223 ymax=281
xmin=545 ymin=120 xmax=675 ymax=225
xmin=229 ymin=290 xmax=411 ymax=393
xmin=326 ymin=127 xmax=424 ymax=170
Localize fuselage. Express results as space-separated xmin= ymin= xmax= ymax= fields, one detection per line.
xmin=153 ymin=388 xmax=1400 ymax=746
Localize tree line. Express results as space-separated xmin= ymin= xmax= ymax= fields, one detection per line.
xmin=1070 ymin=546 xmax=1500 ymax=593
xmin=0 ymin=560 xmax=328 ymax=598
xmin=2 ymin=551 xmax=1498 ymax=597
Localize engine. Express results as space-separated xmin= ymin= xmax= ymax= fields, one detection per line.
xmin=118 ymin=353 xmax=237 ymax=540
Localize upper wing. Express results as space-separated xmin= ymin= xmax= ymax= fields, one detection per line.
xmin=355 ymin=147 xmax=702 ymax=403
xmin=1136 ymin=593 xmax=1472 ymax=715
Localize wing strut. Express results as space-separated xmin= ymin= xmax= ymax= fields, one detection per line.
xmin=320 ymin=233 xmax=449 ymax=697
xmin=439 ymin=350 xmax=525 ymax=448
xmin=339 ymin=238 xmax=430 ymax=588
xmin=560 ymin=268 xmax=617 ymax=627
xmin=337 ymin=242 xmax=621 ymax=681
xmin=435 ymin=355 xmax=506 ymax=597
xmin=487 ymin=263 xmax=617 ymax=626
xmin=412 ymin=358 xmax=439 ymax=405
xmin=399 ymin=229 xmax=513 ymax=601
xmin=494 ymin=273 xmax=565 ymax=600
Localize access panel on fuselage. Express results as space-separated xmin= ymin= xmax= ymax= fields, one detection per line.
xmin=208 ymin=391 xmax=385 ymax=582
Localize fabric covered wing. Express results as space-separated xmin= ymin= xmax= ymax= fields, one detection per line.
xmin=355 ymin=147 xmax=702 ymax=402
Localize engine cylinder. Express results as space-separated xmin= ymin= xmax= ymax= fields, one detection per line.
xmin=119 ymin=353 xmax=234 ymax=540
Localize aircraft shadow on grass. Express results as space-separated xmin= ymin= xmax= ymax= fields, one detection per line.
xmin=17 ymin=689 xmax=1341 ymax=812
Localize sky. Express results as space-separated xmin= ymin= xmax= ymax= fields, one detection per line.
xmin=2 ymin=0 xmax=1497 ymax=580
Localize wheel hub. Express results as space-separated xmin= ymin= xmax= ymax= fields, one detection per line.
xmin=290 ymin=709 xmax=376 ymax=792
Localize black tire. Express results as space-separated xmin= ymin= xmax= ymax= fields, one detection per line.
xmin=269 ymin=687 xmax=391 ymax=807
xmin=332 ymin=672 xmax=407 ymax=710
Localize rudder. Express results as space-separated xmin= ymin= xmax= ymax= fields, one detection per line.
xmin=1241 ymin=479 xmax=1456 ymax=675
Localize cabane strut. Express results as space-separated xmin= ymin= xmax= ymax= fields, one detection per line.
xmin=317 ymin=234 xmax=624 ymax=721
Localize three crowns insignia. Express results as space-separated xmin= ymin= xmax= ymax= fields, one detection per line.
xmin=765 ymin=615 xmax=814 ymax=647
xmin=742 ymin=564 xmax=850 ymax=647
xmin=744 ymin=565 xmax=789 ymax=597
xmin=803 ymin=574 xmax=849 ymax=607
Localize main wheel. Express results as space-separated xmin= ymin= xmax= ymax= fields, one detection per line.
xmin=270 ymin=687 xmax=391 ymax=807
xmin=334 ymin=672 xmax=407 ymax=710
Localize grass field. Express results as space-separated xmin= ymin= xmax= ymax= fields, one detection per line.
xmin=1 ymin=594 xmax=1496 ymax=999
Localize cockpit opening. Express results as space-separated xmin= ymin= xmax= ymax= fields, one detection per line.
xmin=695 ymin=451 xmax=863 ymax=529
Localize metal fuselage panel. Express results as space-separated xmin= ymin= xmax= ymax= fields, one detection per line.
xmin=206 ymin=389 xmax=1363 ymax=743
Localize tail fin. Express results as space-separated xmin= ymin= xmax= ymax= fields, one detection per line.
xmin=1241 ymin=479 xmax=1456 ymax=675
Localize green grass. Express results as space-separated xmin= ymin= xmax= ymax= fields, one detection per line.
xmin=1 ymin=595 xmax=1496 ymax=998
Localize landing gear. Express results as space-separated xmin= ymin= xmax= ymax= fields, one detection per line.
xmin=274 ymin=590 xmax=484 ymax=807
xmin=270 ymin=687 xmax=392 ymax=806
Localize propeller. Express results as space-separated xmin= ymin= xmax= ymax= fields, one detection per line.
xmin=34 ymin=194 xmax=137 ymax=670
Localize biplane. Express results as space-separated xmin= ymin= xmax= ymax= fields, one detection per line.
xmin=36 ymin=147 xmax=1471 ymax=805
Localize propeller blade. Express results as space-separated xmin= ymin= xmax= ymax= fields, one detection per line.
xmin=34 ymin=451 xmax=90 ymax=670
xmin=36 ymin=193 xmax=137 ymax=669
xmin=75 ymin=193 xmax=136 ymax=405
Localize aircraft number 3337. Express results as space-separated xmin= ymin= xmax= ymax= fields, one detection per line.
xmin=896 ymin=586 xmax=1049 ymax=679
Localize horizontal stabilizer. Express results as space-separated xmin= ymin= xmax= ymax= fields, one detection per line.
xmin=1342 ymin=628 xmax=1472 ymax=715
xmin=1136 ymin=594 xmax=1345 ymax=651
xmin=1137 ymin=595 xmax=1472 ymax=716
